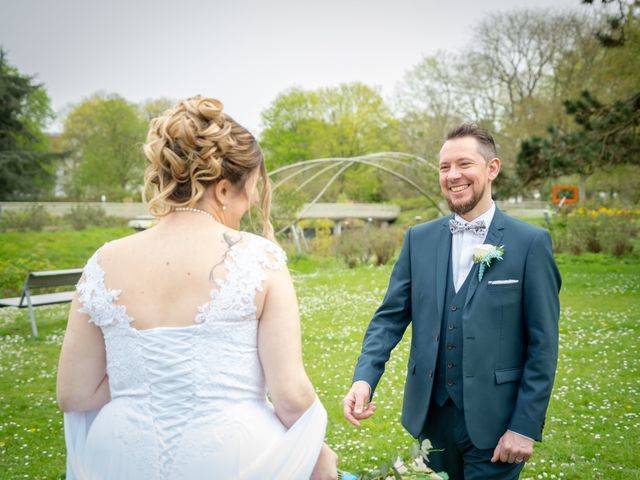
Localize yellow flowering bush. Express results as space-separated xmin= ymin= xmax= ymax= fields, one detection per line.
xmin=299 ymin=218 xmax=335 ymax=256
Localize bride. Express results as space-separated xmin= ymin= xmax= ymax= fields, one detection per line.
xmin=56 ymin=96 xmax=337 ymax=479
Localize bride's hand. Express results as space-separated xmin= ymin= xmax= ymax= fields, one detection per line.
xmin=310 ymin=444 xmax=338 ymax=480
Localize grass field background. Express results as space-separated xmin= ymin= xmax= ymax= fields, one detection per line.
xmin=0 ymin=228 xmax=638 ymax=479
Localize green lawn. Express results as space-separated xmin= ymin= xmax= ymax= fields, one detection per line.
xmin=0 ymin=230 xmax=638 ymax=479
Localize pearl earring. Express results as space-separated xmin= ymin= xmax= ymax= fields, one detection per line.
xmin=222 ymin=205 xmax=227 ymax=211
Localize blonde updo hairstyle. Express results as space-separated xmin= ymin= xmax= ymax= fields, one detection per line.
xmin=143 ymin=96 xmax=273 ymax=239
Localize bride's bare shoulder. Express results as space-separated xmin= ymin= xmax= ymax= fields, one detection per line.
xmin=94 ymin=228 xmax=155 ymax=264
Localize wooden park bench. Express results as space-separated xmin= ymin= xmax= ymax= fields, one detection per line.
xmin=0 ymin=268 xmax=83 ymax=337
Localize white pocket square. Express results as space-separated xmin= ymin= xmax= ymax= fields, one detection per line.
xmin=488 ymin=279 xmax=519 ymax=285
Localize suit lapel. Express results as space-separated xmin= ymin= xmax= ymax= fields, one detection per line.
xmin=436 ymin=217 xmax=452 ymax=321
xmin=464 ymin=208 xmax=505 ymax=309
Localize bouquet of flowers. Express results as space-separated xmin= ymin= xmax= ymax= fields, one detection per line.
xmin=338 ymin=439 xmax=449 ymax=480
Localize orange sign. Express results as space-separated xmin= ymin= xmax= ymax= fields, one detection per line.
xmin=552 ymin=186 xmax=579 ymax=204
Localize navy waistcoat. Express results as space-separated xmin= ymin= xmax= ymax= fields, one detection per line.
xmin=433 ymin=251 xmax=473 ymax=409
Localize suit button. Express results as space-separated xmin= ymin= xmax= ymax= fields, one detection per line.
xmin=428 ymin=370 xmax=433 ymax=378
xmin=450 ymin=305 xmax=458 ymax=311
xmin=447 ymin=344 xmax=455 ymax=350
xmin=435 ymin=334 xmax=440 ymax=342
xmin=447 ymin=380 xmax=455 ymax=386
xmin=448 ymin=324 xmax=455 ymax=331
xmin=447 ymin=362 xmax=454 ymax=368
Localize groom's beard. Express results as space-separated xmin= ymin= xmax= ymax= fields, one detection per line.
xmin=446 ymin=184 xmax=486 ymax=216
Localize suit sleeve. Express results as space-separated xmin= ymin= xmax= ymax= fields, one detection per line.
xmin=508 ymin=229 xmax=561 ymax=440
xmin=352 ymin=227 xmax=413 ymax=398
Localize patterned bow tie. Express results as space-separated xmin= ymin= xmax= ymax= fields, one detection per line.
xmin=449 ymin=218 xmax=487 ymax=237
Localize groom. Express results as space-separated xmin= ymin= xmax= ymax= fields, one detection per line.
xmin=343 ymin=124 xmax=560 ymax=479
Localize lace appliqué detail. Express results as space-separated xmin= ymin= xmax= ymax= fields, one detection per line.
xmin=76 ymin=252 xmax=134 ymax=327
xmin=195 ymin=235 xmax=287 ymax=324
xmin=259 ymin=241 xmax=287 ymax=271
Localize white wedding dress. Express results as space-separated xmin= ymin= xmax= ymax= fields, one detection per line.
xmin=63 ymin=233 xmax=327 ymax=479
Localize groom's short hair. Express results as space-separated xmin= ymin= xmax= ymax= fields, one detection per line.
xmin=445 ymin=123 xmax=497 ymax=161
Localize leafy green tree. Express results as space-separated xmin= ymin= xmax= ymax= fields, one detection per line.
xmin=61 ymin=94 xmax=147 ymax=201
xmin=260 ymin=83 xmax=402 ymax=202
xmin=314 ymin=83 xmax=400 ymax=158
xmin=259 ymin=88 xmax=321 ymax=169
xmin=0 ymin=49 xmax=57 ymax=200
xmin=260 ymin=83 xmax=400 ymax=169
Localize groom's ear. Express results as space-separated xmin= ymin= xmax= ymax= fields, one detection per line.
xmin=487 ymin=157 xmax=501 ymax=181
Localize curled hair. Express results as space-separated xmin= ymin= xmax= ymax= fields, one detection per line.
xmin=143 ymin=96 xmax=273 ymax=239
xmin=445 ymin=123 xmax=497 ymax=161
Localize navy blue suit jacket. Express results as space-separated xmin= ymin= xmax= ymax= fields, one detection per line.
xmin=353 ymin=209 xmax=561 ymax=448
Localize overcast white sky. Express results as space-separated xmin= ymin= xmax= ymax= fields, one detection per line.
xmin=1 ymin=0 xmax=583 ymax=134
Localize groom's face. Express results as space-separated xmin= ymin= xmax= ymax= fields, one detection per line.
xmin=438 ymin=136 xmax=499 ymax=218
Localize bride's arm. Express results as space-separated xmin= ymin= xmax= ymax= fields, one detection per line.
xmin=258 ymin=266 xmax=316 ymax=428
xmin=259 ymin=265 xmax=337 ymax=479
xmin=310 ymin=444 xmax=338 ymax=480
xmin=57 ymin=295 xmax=110 ymax=412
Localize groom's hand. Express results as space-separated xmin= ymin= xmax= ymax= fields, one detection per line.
xmin=491 ymin=430 xmax=534 ymax=464
xmin=342 ymin=381 xmax=376 ymax=426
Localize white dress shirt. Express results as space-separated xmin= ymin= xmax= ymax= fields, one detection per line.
xmin=451 ymin=202 xmax=496 ymax=292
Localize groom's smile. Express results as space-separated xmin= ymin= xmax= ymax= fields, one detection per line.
xmin=449 ymin=184 xmax=470 ymax=193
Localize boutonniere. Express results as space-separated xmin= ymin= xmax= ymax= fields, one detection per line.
xmin=473 ymin=244 xmax=505 ymax=281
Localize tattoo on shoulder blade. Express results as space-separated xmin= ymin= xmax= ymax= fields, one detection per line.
xmin=208 ymin=231 xmax=243 ymax=283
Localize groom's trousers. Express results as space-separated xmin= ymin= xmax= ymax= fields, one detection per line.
xmin=419 ymin=399 xmax=525 ymax=480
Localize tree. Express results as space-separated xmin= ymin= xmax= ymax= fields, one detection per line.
xmin=61 ymin=94 xmax=147 ymax=201
xmin=315 ymin=83 xmax=401 ymax=158
xmin=517 ymin=91 xmax=639 ymax=194
xmin=582 ymin=0 xmax=634 ymax=47
xmin=260 ymin=83 xmax=402 ymax=202
xmin=260 ymin=83 xmax=399 ymax=202
xmin=140 ymin=97 xmax=176 ymax=123
xmin=260 ymin=83 xmax=400 ymax=168
xmin=0 ymin=49 xmax=57 ymax=200
xmin=394 ymin=10 xmax=595 ymax=187
xmin=393 ymin=54 xmax=470 ymax=165
xmin=259 ymin=87 xmax=321 ymax=169
xmin=516 ymin=1 xmax=640 ymax=203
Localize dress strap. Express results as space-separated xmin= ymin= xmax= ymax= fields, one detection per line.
xmin=76 ymin=249 xmax=134 ymax=328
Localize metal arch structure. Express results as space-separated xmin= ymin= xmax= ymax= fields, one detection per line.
xmin=267 ymin=152 xmax=443 ymax=238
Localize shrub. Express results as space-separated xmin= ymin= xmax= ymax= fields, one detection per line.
xmin=333 ymin=226 xmax=403 ymax=268
xmin=549 ymin=207 xmax=639 ymax=257
xmin=299 ymin=218 xmax=334 ymax=257
xmin=63 ymin=204 xmax=127 ymax=230
xmin=369 ymin=228 xmax=403 ymax=266
xmin=568 ymin=215 xmax=601 ymax=253
xmin=333 ymin=228 xmax=369 ymax=268
xmin=0 ymin=204 xmax=52 ymax=232
xmin=598 ymin=214 xmax=638 ymax=256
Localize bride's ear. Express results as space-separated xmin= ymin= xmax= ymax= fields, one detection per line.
xmin=212 ymin=180 xmax=232 ymax=208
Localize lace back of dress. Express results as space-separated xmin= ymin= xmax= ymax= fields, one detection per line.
xmin=195 ymin=233 xmax=287 ymax=324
